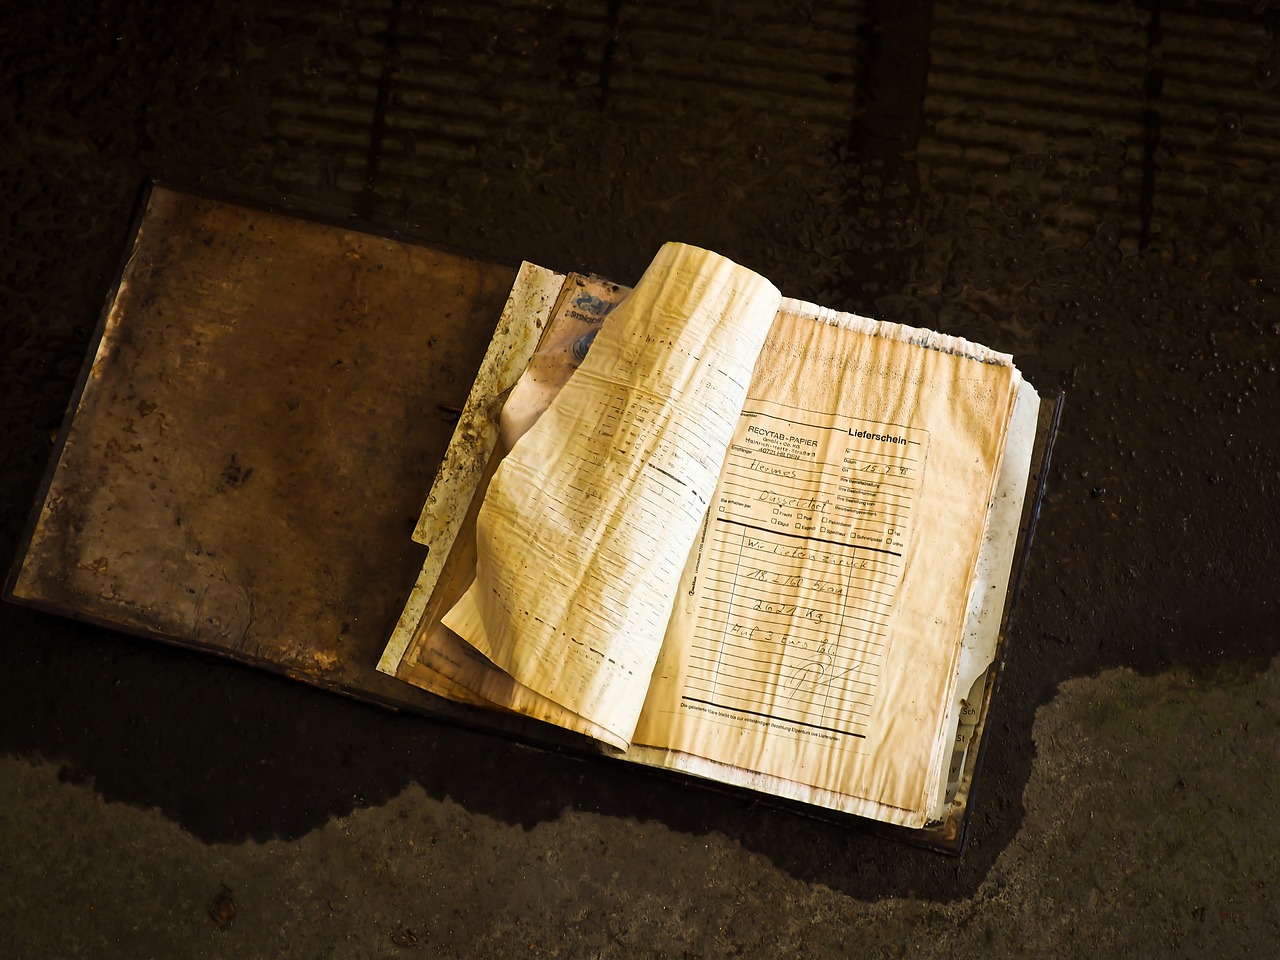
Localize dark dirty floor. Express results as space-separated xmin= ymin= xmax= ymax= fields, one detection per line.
xmin=2 ymin=0 xmax=1279 ymax=956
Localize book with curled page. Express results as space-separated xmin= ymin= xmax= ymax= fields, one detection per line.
xmin=379 ymin=242 xmax=1060 ymax=850
xmin=6 ymin=187 xmax=1057 ymax=852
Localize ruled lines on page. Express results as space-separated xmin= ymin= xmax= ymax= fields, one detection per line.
xmin=680 ymin=405 xmax=928 ymax=740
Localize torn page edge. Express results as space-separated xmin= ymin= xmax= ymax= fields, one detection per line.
xmin=780 ymin=297 xmax=1015 ymax=369
xmin=378 ymin=263 xmax=566 ymax=675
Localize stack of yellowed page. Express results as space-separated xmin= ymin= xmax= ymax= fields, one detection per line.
xmin=379 ymin=243 xmax=1040 ymax=830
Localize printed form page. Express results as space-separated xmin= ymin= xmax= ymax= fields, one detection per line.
xmin=633 ymin=304 xmax=1018 ymax=823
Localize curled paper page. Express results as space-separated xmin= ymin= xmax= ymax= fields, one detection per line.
xmin=443 ymin=243 xmax=782 ymax=745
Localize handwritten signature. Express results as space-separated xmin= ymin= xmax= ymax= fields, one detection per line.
xmin=783 ymin=655 xmax=864 ymax=702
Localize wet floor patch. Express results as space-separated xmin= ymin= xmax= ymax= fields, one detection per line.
xmin=4 ymin=654 xmax=1276 ymax=956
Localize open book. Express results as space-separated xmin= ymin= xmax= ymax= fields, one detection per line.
xmin=379 ymin=243 xmax=1042 ymax=832
xmin=7 ymin=190 xmax=1051 ymax=847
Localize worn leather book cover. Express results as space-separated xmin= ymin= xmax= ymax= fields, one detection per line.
xmin=5 ymin=184 xmax=1059 ymax=853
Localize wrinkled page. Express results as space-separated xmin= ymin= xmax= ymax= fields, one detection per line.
xmin=388 ymin=276 xmax=635 ymax=749
xmin=931 ymin=377 xmax=1040 ymax=819
xmin=443 ymin=243 xmax=781 ymax=745
xmin=632 ymin=303 xmax=1018 ymax=825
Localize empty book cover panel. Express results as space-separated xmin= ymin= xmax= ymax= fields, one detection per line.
xmin=5 ymin=185 xmax=524 ymax=713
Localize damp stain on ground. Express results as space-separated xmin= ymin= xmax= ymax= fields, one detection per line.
xmin=3 ymin=658 xmax=1277 ymax=957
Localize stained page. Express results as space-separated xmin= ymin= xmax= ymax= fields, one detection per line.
xmin=379 ymin=262 xmax=565 ymax=676
xmin=385 ymin=275 xmax=634 ymax=749
xmin=632 ymin=303 xmax=1019 ymax=825
xmin=930 ymin=377 xmax=1040 ymax=819
xmin=442 ymin=243 xmax=781 ymax=745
